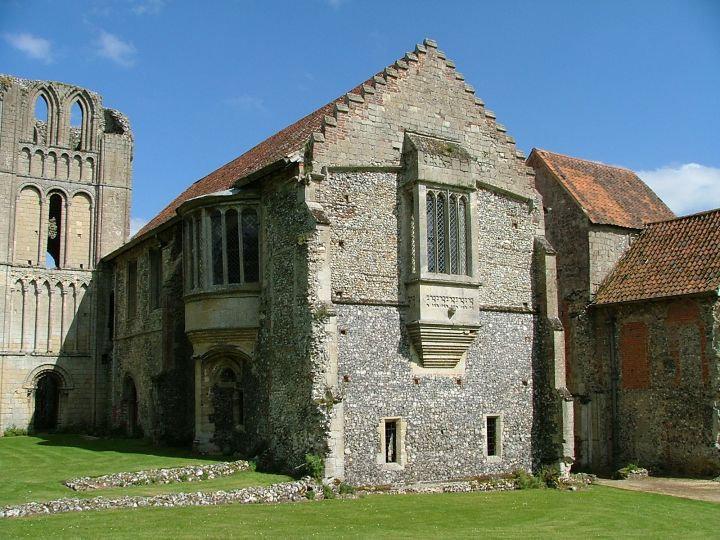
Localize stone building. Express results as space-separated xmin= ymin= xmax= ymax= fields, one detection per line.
xmin=529 ymin=149 xmax=720 ymax=476
xmin=0 ymin=75 xmax=132 ymax=433
xmin=591 ymin=210 xmax=720 ymax=476
xmin=101 ymin=39 xmax=572 ymax=485
xmin=5 ymin=38 xmax=714 ymax=483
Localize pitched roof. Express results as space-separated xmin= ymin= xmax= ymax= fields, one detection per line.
xmin=136 ymin=79 xmax=369 ymax=237
xmin=594 ymin=208 xmax=720 ymax=304
xmin=530 ymin=149 xmax=674 ymax=229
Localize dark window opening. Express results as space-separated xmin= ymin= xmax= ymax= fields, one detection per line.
xmin=195 ymin=214 xmax=204 ymax=287
xmin=127 ymin=260 xmax=137 ymax=318
xmin=210 ymin=210 xmax=223 ymax=285
xmin=46 ymin=193 xmax=63 ymax=268
xmin=225 ymin=209 xmax=241 ymax=284
xmin=185 ymin=218 xmax=195 ymax=289
xmin=486 ymin=416 xmax=499 ymax=457
xmin=149 ymin=249 xmax=162 ymax=310
xmin=242 ymin=209 xmax=259 ymax=283
xmin=385 ymin=419 xmax=397 ymax=463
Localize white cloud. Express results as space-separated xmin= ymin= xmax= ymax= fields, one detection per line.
xmin=226 ymin=95 xmax=265 ymax=112
xmin=97 ymin=31 xmax=137 ymax=67
xmin=637 ymin=163 xmax=720 ymax=217
xmin=129 ymin=217 xmax=148 ymax=237
xmin=131 ymin=0 xmax=165 ymax=15
xmin=3 ymin=32 xmax=53 ymax=63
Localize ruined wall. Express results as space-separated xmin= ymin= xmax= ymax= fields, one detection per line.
xmin=592 ymin=296 xmax=720 ymax=476
xmin=0 ymin=75 xmax=131 ymax=434
xmin=109 ymin=228 xmax=193 ymax=442
xmin=252 ymin=176 xmax=329 ymax=470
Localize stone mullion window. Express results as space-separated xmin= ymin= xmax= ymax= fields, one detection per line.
xmin=426 ymin=192 xmax=436 ymax=272
xmin=184 ymin=218 xmax=195 ymax=290
xmin=226 ymin=209 xmax=241 ymax=284
xmin=449 ymin=194 xmax=458 ymax=274
xmin=195 ymin=213 xmax=204 ymax=289
xmin=458 ymin=196 xmax=468 ymax=275
xmin=424 ymin=189 xmax=470 ymax=276
xmin=241 ymin=209 xmax=259 ymax=283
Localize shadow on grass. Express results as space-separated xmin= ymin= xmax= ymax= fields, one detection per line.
xmin=29 ymin=433 xmax=227 ymax=462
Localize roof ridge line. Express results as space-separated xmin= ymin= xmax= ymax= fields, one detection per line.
xmin=534 ymin=148 xmax=639 ymax=174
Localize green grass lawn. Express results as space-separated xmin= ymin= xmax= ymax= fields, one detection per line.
xmin=1 ymin=486 xmax=719 ymax=539
xmin=1 ymin=435 xmax=719 ymax=539
xmin=0 ymin=435 xmax=289 ymax=505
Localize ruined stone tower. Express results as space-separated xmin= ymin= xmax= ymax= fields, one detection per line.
xmin=0 ymin=76 xmax=132 ymax=433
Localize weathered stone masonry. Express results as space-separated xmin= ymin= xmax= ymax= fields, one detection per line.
xmin=0 ymin=75 xmax=131 ymax=434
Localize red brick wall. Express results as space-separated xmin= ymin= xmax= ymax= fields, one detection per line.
xmin=620 ymin=321 xmax=650 ymax=389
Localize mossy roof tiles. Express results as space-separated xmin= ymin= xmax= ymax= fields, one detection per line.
xmin=594 ymin=208 xmax=720 ymax=304
xmin=531 ymin=149 xmax=674 ymax=229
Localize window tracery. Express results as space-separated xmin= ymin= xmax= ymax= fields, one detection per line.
xmin=184 ymin=205 xmax=260 ymax=292
xmin=425 ymin=189 xmax=470 ymax=276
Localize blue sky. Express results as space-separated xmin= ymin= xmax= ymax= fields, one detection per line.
xmin=2 ymin=0 xmax=719 ymax=233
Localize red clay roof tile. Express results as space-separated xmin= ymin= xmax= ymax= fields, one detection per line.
xmin=531 ymin=149 xmax=674 ymax=229
xmin=136 ymin=79 xmax=372 ymax=237
xmin=594 ymin=208 xmax=720 ymax=304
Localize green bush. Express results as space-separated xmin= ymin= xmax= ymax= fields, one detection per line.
xmin=305 ymin=489 xmax=316 ymax=500
xmin=339 ymin=482 xmax=356 ymax=495
xmin=304 ymin=453 xmax=324 ymax=481
xmin=513 ymin=468 xmax=544 ymax=490
xmin=536 ymin=465 xmax=561 ymax=488
xmin=322 ymin=485 xmax=336 ymax=499
xmin=3 ymin=426 xmax=28 ymax=437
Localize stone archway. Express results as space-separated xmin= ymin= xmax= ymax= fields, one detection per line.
xmin=122 ymin=375 xmax=139 ymax=437
xmin=194 ymin=347 xmax=253 ymax=454
xmin=34 ymin=372 xmax=61 ymax=430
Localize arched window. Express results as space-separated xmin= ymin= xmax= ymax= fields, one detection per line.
xmin=35 ymin=95 xmax=49 ymax=123
xmin=69 ymin=100 xmax=84 ymax=150
xmin=70 ymin=101 xmax=82 ymax=128
xmin=46 ymin=192 xmax=64 ymax=268
xmin=425 ymin=190 xmax=470 ymax=276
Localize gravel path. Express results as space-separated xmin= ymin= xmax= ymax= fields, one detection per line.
xmin=595 ymin=477 xmax=720 ymax=503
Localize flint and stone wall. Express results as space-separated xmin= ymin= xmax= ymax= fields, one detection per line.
xmin=592 ymin=297 xmax=720 ymax=476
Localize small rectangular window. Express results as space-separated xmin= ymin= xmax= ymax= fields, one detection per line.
xmin=486 ymin=415 xmax=501 ymax=457
xmin=149 ymin=249 xmax=162 ymax=310
xmin=385 ymin=419 xmax=398 ymax=463
xmin=126 ymin=260 xmax=137 ymax=319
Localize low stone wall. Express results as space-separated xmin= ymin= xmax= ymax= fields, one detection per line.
xmin=1 ymin=478 xmax=317 ymax=519
xmin=65 ymin=460 xmax=250 ymax=490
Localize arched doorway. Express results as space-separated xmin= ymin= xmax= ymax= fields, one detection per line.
xmin=122 ymin=376 xmax=139 ymax=437
xmin=210 ymin=366 xmax=243 ymax=453
xmin=34 ymin=372 xmax=61 ymax=430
